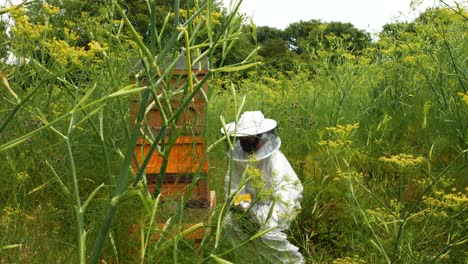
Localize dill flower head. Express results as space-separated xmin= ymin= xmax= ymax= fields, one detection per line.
xmin=16 ymin=171 xmax=30 ymax=183
xmin=458 ymin=92 xmax=468 ymax=105
xmin=245 ymin=155 xmax=272 ymax=200
xmin=379 ymin=153 xmax=425 ymax=168
xmin=325 ymin=123 xmax=359 ymax=135
xmin=423 ymin=187 xmax=468 ymax=211
xmin=319 ymin=123 xmax=359 ymax=149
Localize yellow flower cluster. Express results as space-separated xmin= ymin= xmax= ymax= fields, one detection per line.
xmin=16 ymin=171 xmax=30 ymax=183
xmin=365 ymin=198 xmax=403 ymax=224
xmin=45 ymin=39 xmax=88 ymax=67
xmin=43 ymin=37 xmax=107 ymax=67
xmin=11 ymin=8 xmax=52 ymax=41
xmin=42 ymin=3 xmax=60 ymax=15
xmin=319 ymin=139 xmax=353 ymax=148
xmin=379 ymin=153 xmax=424 ymax=168
xmin=319 ymin=123 xmax=359 ymax=148
xmin=325 ymin=123 xmax=359 ymax=134
xmin=402 ymin=55 xmax=417 ymax=63
xmin=332 ymin=255 xmax=366 ymax=264
xmin=334 ymin=168 xmax=364 ymax=181
xmin=246 ymin=155 xmax=272 ymax=200
xmin=11 ymin=5 xmax=109 ymax=68
xmin=88 ymin=40 xmax=109 ymax=53
xmin=365 ymin=207 xmax=396 ymax=223
xmin=423 ymin=187 xmax=468 ymax=210
xmin=64 ymin=27 xmax=80 ymax=41
xmin=2 ymin=206 xmax=20 ymax=217
xmin=179 ymin=8 xmax=222 ymax=25
xmin=458 ymin=92 xmax=468 ymax=105
xmin=341 ymin=53 xmax=356 ymax=60
xmin=1 ymin=206 xmax=21 ymax=226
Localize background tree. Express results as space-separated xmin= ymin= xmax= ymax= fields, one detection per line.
xmin=284 ymin=20 xmax=371 ymax=55
xmin=253 ymin=26 xmax=295 ymax=70
xmin=380 ymin=21 xmax=416 ymax=40
xmin=284 ymin=19 xmax=323 ymax=54
xmin=256 ymin=25 xmax=285 ymax=43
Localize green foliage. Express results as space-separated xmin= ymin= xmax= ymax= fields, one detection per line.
xmin=252 ymin=19 xmax=371 ymax=73
xmin=1 ymin=1 xmax=467 ymax=263
xmin=206 ymin=5 xmax=467 ymax=263
xmin=256 ymin=26 xmax=285 ymax=43
xmin=1 ymin=0 xmax=259 ymax=263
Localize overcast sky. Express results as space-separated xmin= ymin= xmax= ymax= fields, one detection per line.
xmin=221 ymin=0 xmax=450 ymax=34
xmin=1 ymin=0 xmax=463 ymax=35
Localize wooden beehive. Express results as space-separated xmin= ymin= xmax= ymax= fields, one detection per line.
xmin=133 ymin=136 xmax=210 ymax=202
xmin=129 ymin=65 xmax=208 ymax=135
xmin=130 ymin=58 xmax=211 ymax=204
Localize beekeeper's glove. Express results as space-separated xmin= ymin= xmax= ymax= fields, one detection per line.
xmin=231 ymin=201 xmax=250 ymax=213
xmin=238 ymin=201 xmax=250 ymax=211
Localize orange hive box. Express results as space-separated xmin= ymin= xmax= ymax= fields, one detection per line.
xmin=134 ymin=136 xmax=208 ymax=174
xmin=133 ymin=136 xmax=210 ymax=202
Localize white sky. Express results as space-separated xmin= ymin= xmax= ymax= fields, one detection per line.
xmin=221 ymin=0 xmax=457 ymax=34
xmin=1 ymin=0 xmax=464 ymax=35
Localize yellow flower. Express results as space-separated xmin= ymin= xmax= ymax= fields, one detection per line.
xmin=64 ymin=27 xmax=80 ymax=41
xmin=11 ymin=8 xmax=51 ymax=41
xmin=423 ymin=188 xmax=468 ymax=211
xmin=42 ymin=3 xmax=60 ymax=15
xmin=458 ymin=92 xmax=468 ymax=105
xmin=88 ymin=40 xmax=108 ymax=53
xmin=336 ymin=169 xmax=363 ymax=181
xmin=379 ymin=153 xmax=425 ymax=168
xmin=332 ymin=255 xmax=366 ymax=264
xmin=16 ymin=171 xmax=29 ymax=183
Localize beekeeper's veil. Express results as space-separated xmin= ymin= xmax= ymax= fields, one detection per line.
xmin=221 ymin=111 xmax=281 ymax=162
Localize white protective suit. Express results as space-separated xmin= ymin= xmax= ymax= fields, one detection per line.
xmin=222 ymin=112 xmax=304 ymax=264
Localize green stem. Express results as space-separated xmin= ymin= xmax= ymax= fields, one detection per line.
xmin=65 ymin=136 xmax=85 ymax=264
xmin=0 ymin=80 xmax=43 ymax=133
xmin=89 ymin=86 xmax=152 ymax=264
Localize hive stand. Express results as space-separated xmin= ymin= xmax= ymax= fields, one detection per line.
xmin=130 ymin=60 xmax=215 ymax=252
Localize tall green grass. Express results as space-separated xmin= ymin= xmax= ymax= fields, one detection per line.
xmin=1 ymin=1 xmax=467 ymax=263
xmin=206 ymin=5 xmax=467 ymax=262
xmin=1 ymin=0 xmax=264 ymax=263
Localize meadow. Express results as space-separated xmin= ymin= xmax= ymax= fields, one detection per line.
xmin=0 ymin=1 xmax=467 ymax=263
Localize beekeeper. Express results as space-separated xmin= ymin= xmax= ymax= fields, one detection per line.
xmin=221 ymin=111 xmax=304 ymax=264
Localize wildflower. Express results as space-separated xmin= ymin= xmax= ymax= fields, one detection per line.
xmin=42 ymin=3 xmax=60 ymax=15
xmin=335 ymin=168 xmax=364 ymax=181
xmin=458 ymin=92 xmax=468 ymax=105
xmin=403 ymin=55 xmax=416 ymax=63
xmin=64 ymin=27 xmax=80 ymax=41
xmin=11 ymin=8 xmax=51 ymax=41
xmin=26 ymin=214 xmax=37 ymax=221
xmin=325 ymin=123 xmax=359 ymax=135
xmin=379 ymin=153 xmax=425 ymax=168
xmin=1 ymin=206 xmax=21 ymax=225
xmin=423 ymin=188 xmax=467 ymax=210
xmin=2 ymin=206 xmax=20 ymax=216
xmin=319 ymin=140 xmax=353 ymax=148
xmin=88 ymin=40 xmax=108 ymax=53
xmin=16 ymin=171 xmax=29 ymax=183
xmin=245 ymin=155 xmax=272 ymax=200
xmin=44 ymin=38 xmax=89 ymax=67
xmin=332 ymin=255 xmax=366 ymax=264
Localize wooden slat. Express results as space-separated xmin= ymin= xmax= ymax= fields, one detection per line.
xmin=133 ymin=136 xmax=209 ymax=174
